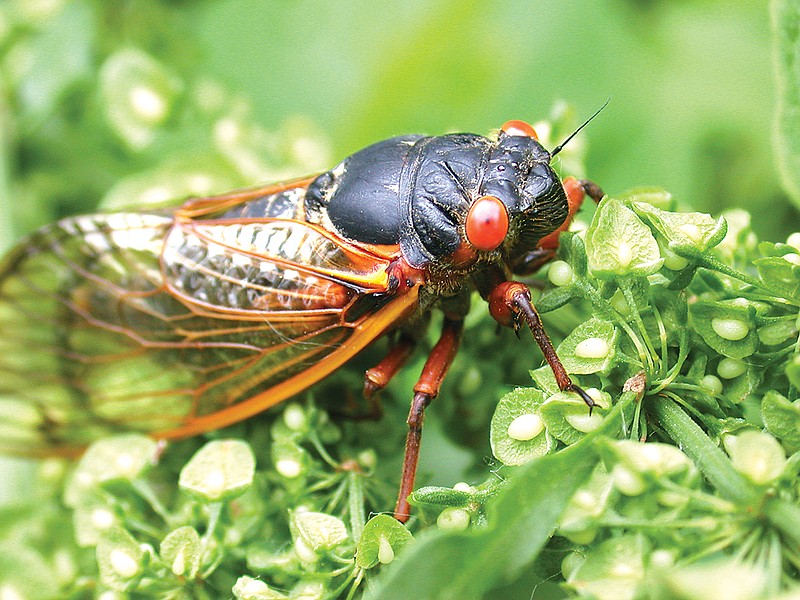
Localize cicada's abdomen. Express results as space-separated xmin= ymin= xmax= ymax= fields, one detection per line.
xmin=162 ymin=219 xmax=391 ymax=313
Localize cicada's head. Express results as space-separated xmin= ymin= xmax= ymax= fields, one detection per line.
xmin=462 ymin=120 xmax=569 ymax=264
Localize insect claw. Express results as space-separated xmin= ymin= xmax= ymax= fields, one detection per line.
xmin=363 ymin=379 xmax=380 ymax=400
xmin=568 ymin=383 xmax=596 ymax=413
xmin=513 ymin=312 xmax=525 ymax=338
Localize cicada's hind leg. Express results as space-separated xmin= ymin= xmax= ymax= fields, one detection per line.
xmin=393 ymin=316 xmax=464 ymax=522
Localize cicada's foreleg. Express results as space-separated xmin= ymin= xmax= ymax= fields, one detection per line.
xmin=488 ymin=281 xmax=596 ymax=410
xmin=394 ymin=317 xmax=464 ymax=522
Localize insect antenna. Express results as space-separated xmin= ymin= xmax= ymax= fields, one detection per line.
xmin=550 ymin=98 xmax=610 ymax=157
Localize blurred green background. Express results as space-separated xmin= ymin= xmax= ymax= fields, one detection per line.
xmin=0 ymin=0 xmax=797 ymax=248
xmin=194 ymin=0 xmax=793 ymax=238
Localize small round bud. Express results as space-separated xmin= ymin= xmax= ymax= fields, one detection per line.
xmin=507 ymin=413 xmax=545 ymax=441
xmin=437 ymin=508 xmax=470 ymax=531
xmin=699 ymin=375 xmax=723 ymax=396
xmin=717 ymin=358 xmax=747 ymax=379
xmin=574 ymin=338 xmax=610 ymax=359
xmin=711 ymin=318 xmax=750 ymax=341
xmin=548 ymin=261 xmax=574 ymax=286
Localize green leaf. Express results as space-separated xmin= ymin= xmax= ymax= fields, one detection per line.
xmin=788 ymin=354 xmax=800 ymax=388
xmin=100 ymin=48 xmax=184 ymax=150
xmin=410 ymin=486 xmax=475 ymax=508
xmin=271 ymin=438 xmax=309 ymax=480
xmin=536 ymin=284 xmax=577 ymax=314
xmin=721 ymin=363 xmax=764 ymax=405
xmin=179 ymin=439 xmax=256 ymax=502
xmin=617 ymin=186 xmax=675 ymax=210
xmin=557 ymin=317 xmax=619 ymax=375
xmin=96 ymin=527 xmax=147 ymax=592
xmin=565 ymin=535 xmax=647 ymax=600
xmin=540 ymin=392 xmax=609 ymax=445
xmin=355 ymin=514 xmax=413 ymax=569
xmin=761 ymin=390 xmax=800 ymax=454
xmin=716 ymin=208 xmax=757 ymax=259
xmin=772 ymin=0 xmax=800 ymax=208
xmin=689 ymin=300 xmax=759 ymax=359
xmin=72 ymin=494 xmax=121 ymax=547
xmin=364 ymin=379 xmax=640 ymax=600
xmin=292 ymin=510 xmax=348 ymax=552
xmin=650 ymin=397 xmax=760 ymax=507
xmin=754 ymin=256 xmax=800 ymax=301
xmin=489 ymin=387 xmax=550 ymax=466
xmin=585 ymin=197 xmax=663 ymax=278
xmin=160 ymin=526 xmax=202 ymax=579
xmin=632 ymin=202 xmax=727 ymax=254
xmin=529 ymin=365 xmax=560 ymax=396
xmin=724 ymin=430 xmax=787 ymax=485
xmin=602 ymin=440 xmax=697 ymax=497
xmin=64 ymin=434 xmax=157 ymax=507
xmin=564 ymin=231 xmax=589 ymax=277
xmin=558 ymin=465 xmax=614 ymax=541
xmin=647 ymin=559 xmax=768 ymax=600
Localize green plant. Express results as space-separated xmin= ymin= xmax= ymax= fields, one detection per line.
xmin=1 ymin=1 xmax=800 ymax=599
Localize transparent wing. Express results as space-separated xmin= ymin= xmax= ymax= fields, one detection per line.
xmin=0 ymin=190 xmax=417 ymax=456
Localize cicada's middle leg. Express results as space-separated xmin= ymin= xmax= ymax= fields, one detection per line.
xmin=392 ymin=316 xmax=464 ymax=522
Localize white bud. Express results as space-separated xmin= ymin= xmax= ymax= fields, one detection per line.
xmin=548 ymin=261 xmax=574 ymax=286
xmin=109 ymin=549 xmax=140 ymax=579
xmin=437 ymin=508 xmax=470 ymax=531
xmin=574 ymin=338 xmax=610 ymax=359
xmin=717 ymin=358 xmax=747 ymax=379
xmin=711 ymin=318 xmax=750 ymax=341
xmin=377 ymin=536 xmax=395 ymax=564
xmin=507 ymin=413 xmax=544 ymax=441
xmin=276 ymin=459 xmax=302 ymax=478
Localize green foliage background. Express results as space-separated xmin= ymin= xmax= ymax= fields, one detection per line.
xmin=0 ymin=0 xmax=797 ymax=242
xmin=1 ymin=0 xmax=800 ymax=599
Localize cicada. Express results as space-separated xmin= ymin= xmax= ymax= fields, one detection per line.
xmin=0 ymin=119 xmax=602 ymax=521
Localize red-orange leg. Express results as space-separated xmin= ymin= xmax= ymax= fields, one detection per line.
xmin=359 ymin=334 xmax=417 ymax=420
xmin=488 ymin=281 xmax=595 ymax=409
xmin=393 ymin=317 xmax=464 ymax=522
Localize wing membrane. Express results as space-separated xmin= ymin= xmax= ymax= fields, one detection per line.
xmin=0 ymin=187 xmax=416 ymax=455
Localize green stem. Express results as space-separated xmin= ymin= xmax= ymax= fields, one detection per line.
xmin=763 ymin=498 xmax=800 ymax=549
xmin=620 ymin=276 xmax=658 ymax=371
xmin=201 ymin=502 xmax=223 ymax=550
xmin=347 ymin=470 xmax=366 ymax=543
xmin=695 ymin=253 xmax=780 ymax=296
xmin=132 ymin=480 xmax=174 ymax=527
xmin=344 ymin=569 xmax=365 ymax=600
xmin=308 ymin=430 xmax=340 ymax=469
xmin=649 ymin=396 xmax=760 ymax=507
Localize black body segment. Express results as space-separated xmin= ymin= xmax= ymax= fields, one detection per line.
xmin=303 ymin=129 xmax=569 ymax=269
xmin=305 ymin=135 xmax=424 ymax=245
xmin=219 ymin=187 xmax=306 ymax=220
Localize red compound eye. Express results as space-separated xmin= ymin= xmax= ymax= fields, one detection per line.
xmin=500 ymin=120 xmax=538 ymax=139
xmin=465 ymin=195 xmax=509 ymax=251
